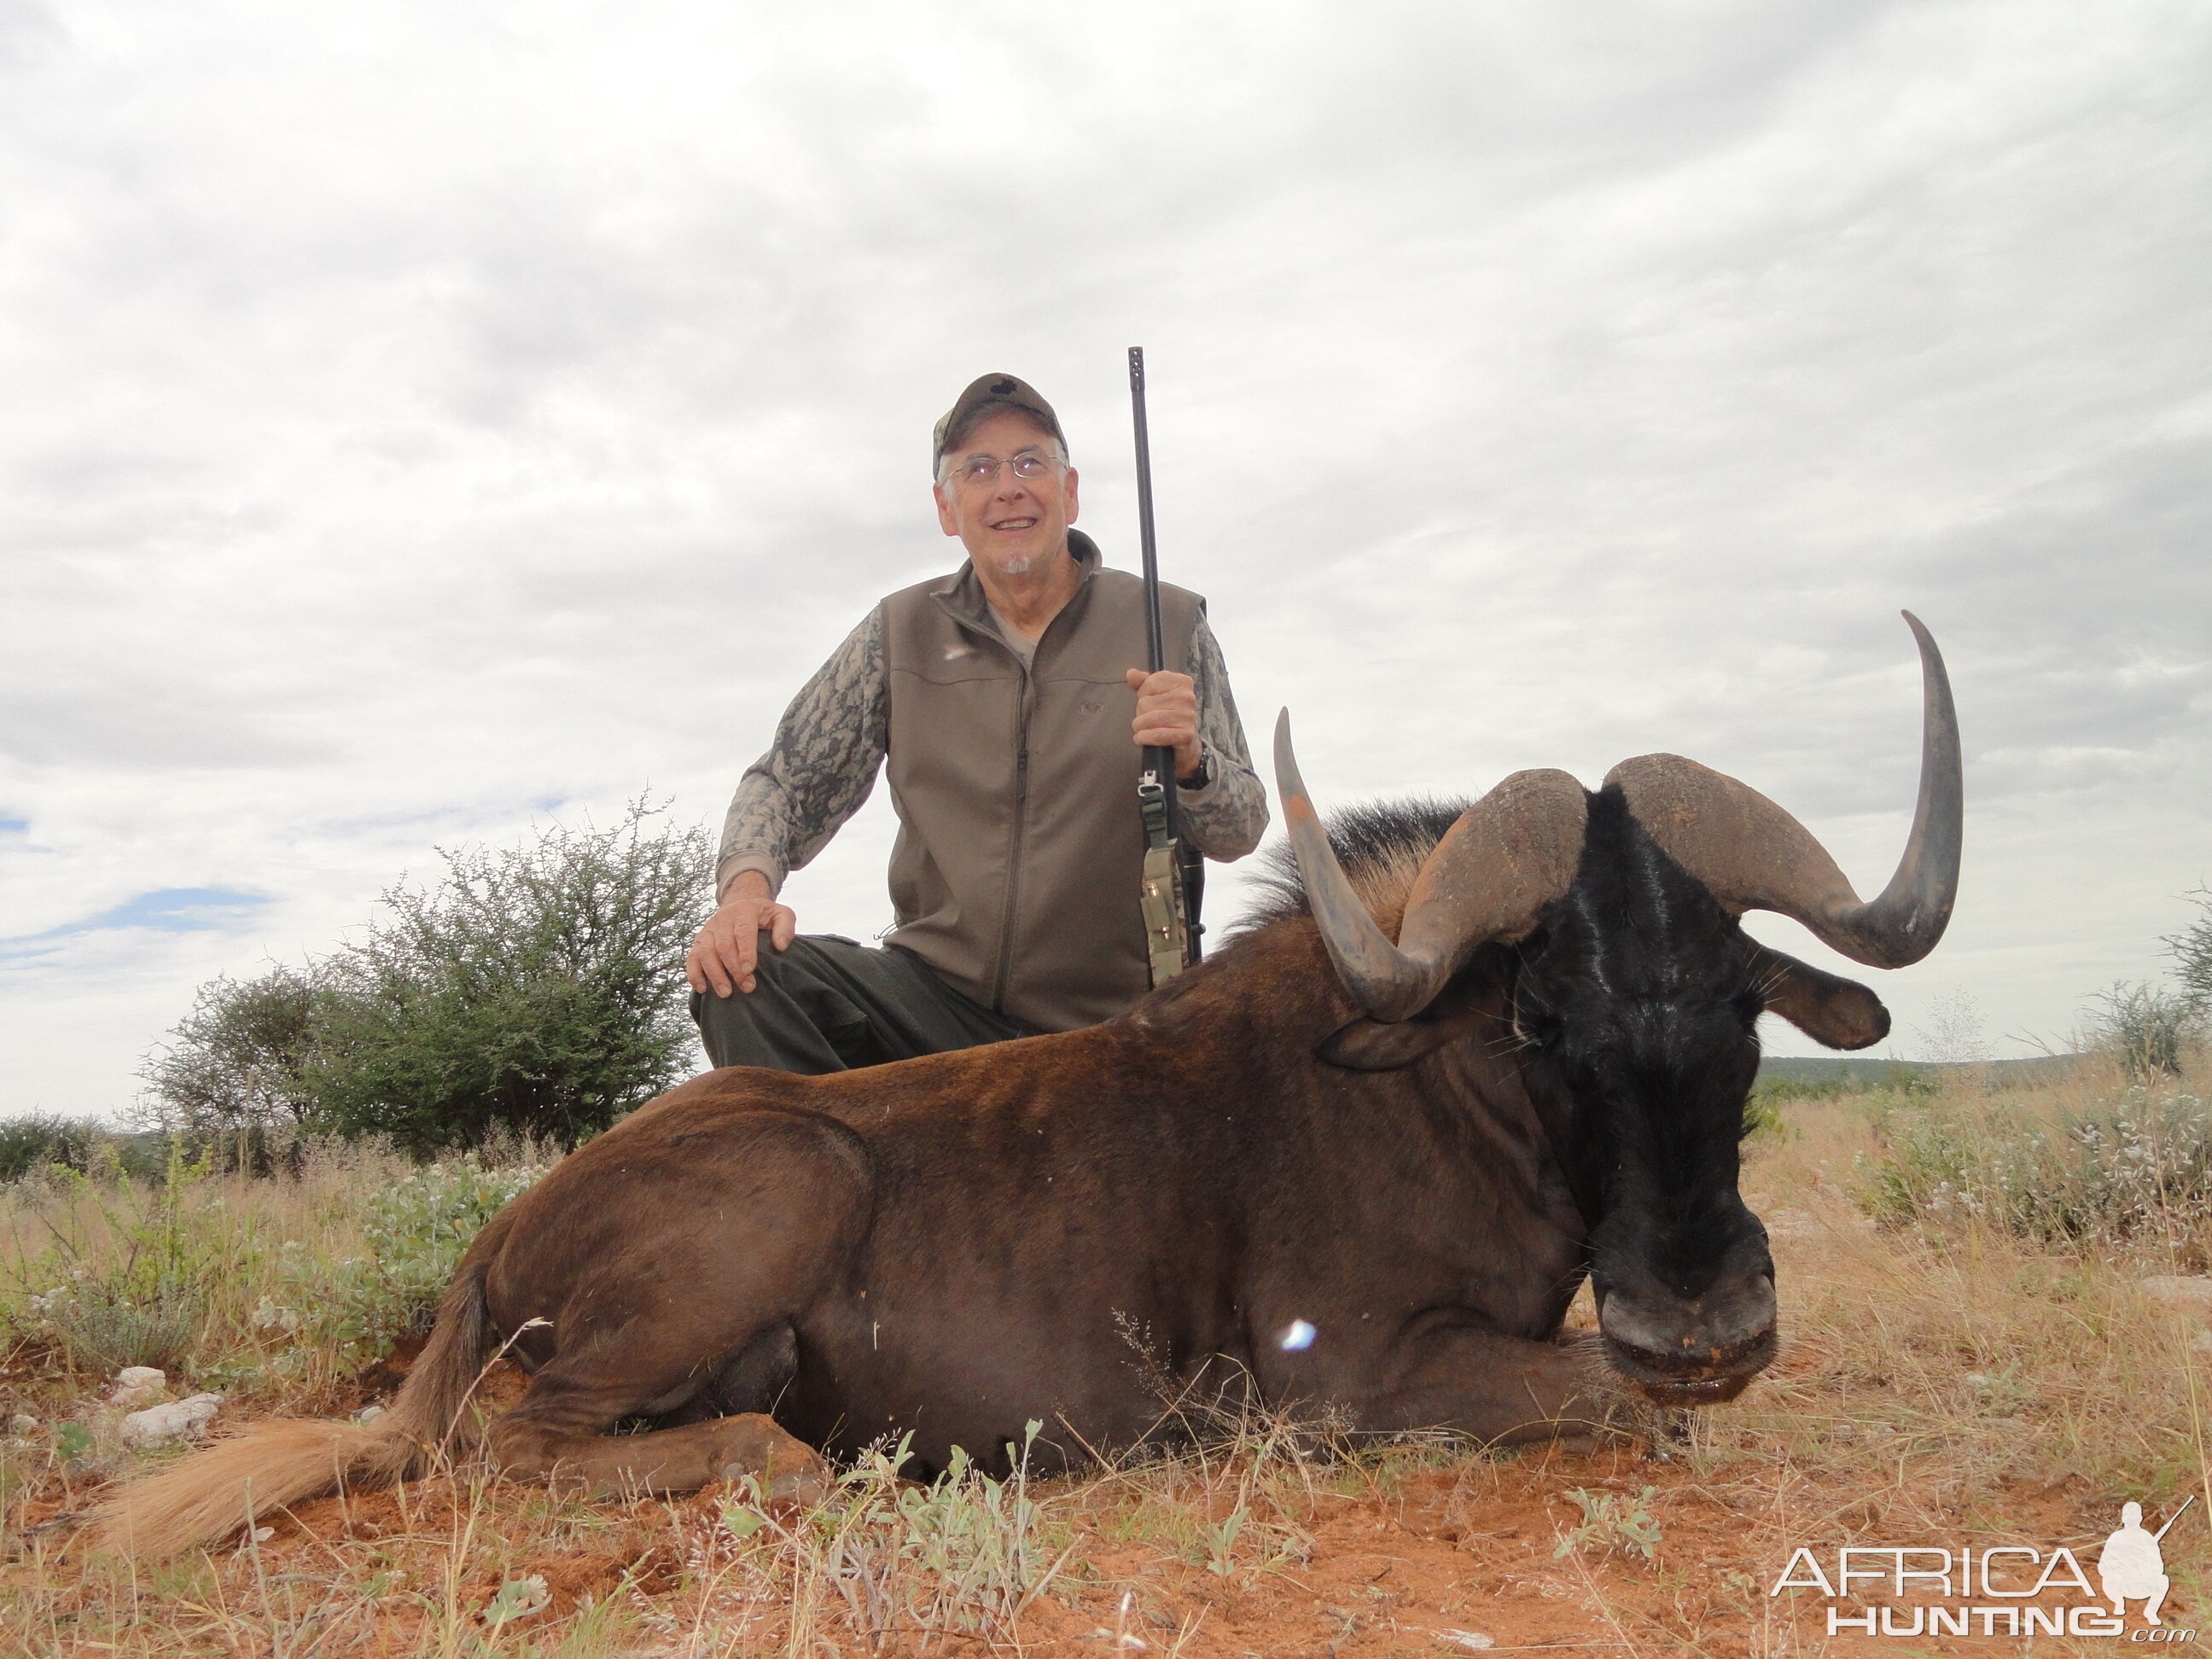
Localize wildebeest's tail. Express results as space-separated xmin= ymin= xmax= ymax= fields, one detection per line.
xmin=95 ymin=1224 xmax=505 ymax=1558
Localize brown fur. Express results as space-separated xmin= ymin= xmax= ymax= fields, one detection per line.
xmin=92 ymin=899 xmax=1593 ymax=1559
xmin=96 ymin=792 xmax=1867 ymax=1560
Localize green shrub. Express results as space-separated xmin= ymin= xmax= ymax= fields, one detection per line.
xmin=2087 ymin=981 xmax=2198 ymax=1081
xmin=2169 ymin=888 xmax=2212 ymax=1013
xmin=137 ymin=798 xmax=713 ymax=1158
xmin=306 ymin=799 xmax=712 ymax=1154
xmin=1554 ymin=1485 xmax=1662 ymax=1563
xmin=28 ymin=1279 xmax=201 ymax=1374
xmin=0 ymin=1114 xmax=106 ymax=1183
xmin=10 ymin=1145 xmax=223 ymax=1373
xmin=779 ymin=1420 xmax=1066 ymax=1643
xmin=1749 ymin=1068 xmax=1937 ymax=1137
xmin=1883 ymin=1063 xmax=1942 ymax=1099
xmin=1742 ymin=1088 xmax=1792 ymax=1139
xmin=299 ymin=1153 xmax=550 ymax=1364
xmin=1857 ymin=1087 xmax=2212 ymax=1244
xmin=3 ymin=1138 xmax=551 ymax=1385
xmin=137 ymin=964 xmax=323 ymax=1151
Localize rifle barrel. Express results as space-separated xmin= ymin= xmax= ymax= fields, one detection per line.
xmin=1127 ymin=347 xmax=1167 ymax=683
xmin=1128 ymin=347 xmax=1174 ymax=801
xmin=2155 ymin=1494 xmax=2196 ymax=1543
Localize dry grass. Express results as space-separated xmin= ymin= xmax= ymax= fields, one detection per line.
xmin=3 ymin=1059 xmax=2209 ymax=1654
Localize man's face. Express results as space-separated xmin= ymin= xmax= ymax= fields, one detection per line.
xmin=932 ymin=410 xmax=1080 ymax=580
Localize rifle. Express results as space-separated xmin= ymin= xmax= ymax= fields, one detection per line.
xmin=2155 ymin=1495 xmax=2196 ymax=1544
xmin=1127 ymin=346 xmax=1204 ymax=985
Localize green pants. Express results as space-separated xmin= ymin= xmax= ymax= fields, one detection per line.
xmin=690 ymin=934 xmax=1038 ymax=1075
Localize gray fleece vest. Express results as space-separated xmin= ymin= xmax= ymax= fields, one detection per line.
xmin=879 ymin=533 xmax=1202 ymax=1031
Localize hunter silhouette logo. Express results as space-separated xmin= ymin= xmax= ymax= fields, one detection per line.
xmin=2101 ymin=1498 xmax=2189 ymax=1627
xmin=1770 ymin=1496 xmax=2198 ymax=1639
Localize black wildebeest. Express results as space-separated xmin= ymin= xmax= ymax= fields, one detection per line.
xmin=106 ymin=614 xmax=1961 ymax=1557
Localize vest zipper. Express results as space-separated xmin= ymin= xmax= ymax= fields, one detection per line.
xmin=992 ymin=672 xmax=1033 ymax=1010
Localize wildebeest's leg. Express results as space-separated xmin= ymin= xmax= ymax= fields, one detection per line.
xmin=1330 ymin=1327 xmax=1616 ymax=1446
xmin=492 ymin=1404 xmax=830 ymax=1500
xmin=480 ymin=1109 xmax=869 ymax=1502
xmin=488 ymin=1325 xmax=833 ymax=1500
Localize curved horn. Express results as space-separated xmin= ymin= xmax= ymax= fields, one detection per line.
xmin=1606 ymin=610 xmax=1963 ymax=969
xmin=1274 ymin=711 xmax=1589 ymax=1022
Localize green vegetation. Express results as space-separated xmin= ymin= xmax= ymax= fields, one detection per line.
xmin=2169 ymin=886 xmax=2212 ymax=1012
xmin=13 ymin=1144 xmax=218 ymax=1376
xmin=301 ymin=1153 xmax=550 ymax=1365
xmin=1856 ymin=1079 xmax=2212 ymax=1247
xmin=2058 ymin=887 xmax=2212 ymax=1085
xmin=3 ymin=861 xmax=2207 ymax=1652
xmin=771 ymin=1422 xmax=1068 ymax=1642
xmin=0 ymin=1115 xmax=110 ymax=1184
xmin=1553 ymin=1485 xmax=1661 ymax=1563
xmin=2087 ymin=979 xmax=2201 ymax=1082
xmin=137 ymin=965 xmax=320 ymax=1148
xmin=6 ymin=1041 xmax=2212 ymax=1653
xmin=137 ymin=799 xmax=711 ymax=1158
xmin=3 ymin=1139 xmax=548 ymax=1394
xmin=1749 ymin=1062 xmax=1936 ymax=1109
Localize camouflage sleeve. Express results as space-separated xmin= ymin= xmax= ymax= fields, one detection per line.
xmin=1178 ymin=611 xmax=1270 ymax=862
xmin=714 ymin=608 xmax=889 ymax=901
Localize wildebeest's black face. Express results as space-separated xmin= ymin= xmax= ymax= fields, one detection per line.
xmin=1277 ymin=616 xmax=1956 ymax=1406
xmin=1511 ymin=788 xmax=1780 ymax=1403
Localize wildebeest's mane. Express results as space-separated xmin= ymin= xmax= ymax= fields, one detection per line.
xmin=1235 ymin=795 xmax=1472 ymax=936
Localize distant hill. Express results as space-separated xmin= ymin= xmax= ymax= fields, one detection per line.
xmin=1755 ymin=1053 xmax=2080 ymax=1091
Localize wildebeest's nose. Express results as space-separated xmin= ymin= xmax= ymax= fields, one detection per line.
xmin=1598 ymin=1273 xmax=1778 ymax=1405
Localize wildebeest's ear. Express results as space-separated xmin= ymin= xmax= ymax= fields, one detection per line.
xmin=1318 ymin=998 xmax=1493 ymax=1071
xmin=1748 ymin=942 xmax=1890 ymax=1051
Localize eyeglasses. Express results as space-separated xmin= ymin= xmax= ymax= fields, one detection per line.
xmin=946 ymin=451 xmax=1062 ymax=490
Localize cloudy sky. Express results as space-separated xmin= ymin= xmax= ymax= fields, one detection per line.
xmin=3 ymin=0 xmax=2207 ymax=1118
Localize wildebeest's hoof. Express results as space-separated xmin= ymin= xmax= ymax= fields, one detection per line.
xmin=763 ymin=1467 xmax=832 ymax=1506
xmin=711 ymin=1412 xmax=830 ymax=1504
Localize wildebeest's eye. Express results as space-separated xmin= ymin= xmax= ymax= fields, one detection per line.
xmin=1511 ymin=1009 xmax=1562 ymax=1051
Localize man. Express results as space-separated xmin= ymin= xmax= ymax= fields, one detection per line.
xmin=685 ymin=372 xmax=1268 ymax=1074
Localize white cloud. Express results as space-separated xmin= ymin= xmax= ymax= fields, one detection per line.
xmin=3 ymin=0 xmax=2208 ymax=1114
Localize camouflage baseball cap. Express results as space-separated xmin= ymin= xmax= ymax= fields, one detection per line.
xmin=931 ymin=373 xmax=1065 ymax=473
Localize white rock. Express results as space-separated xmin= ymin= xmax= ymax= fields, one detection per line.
xmin=1437 ymin=1633 xmax=1496 ymax=1652
xmin=2141 ymin=1277 xmax=2212 ymax=1313
xmin=120 ymin=1393 xmax=223 ymax=1450
xmin=9 ymin=1412 xmax=39 ymax=1435
xmin=108 ymin=1366 xmax=167 ymax=1406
